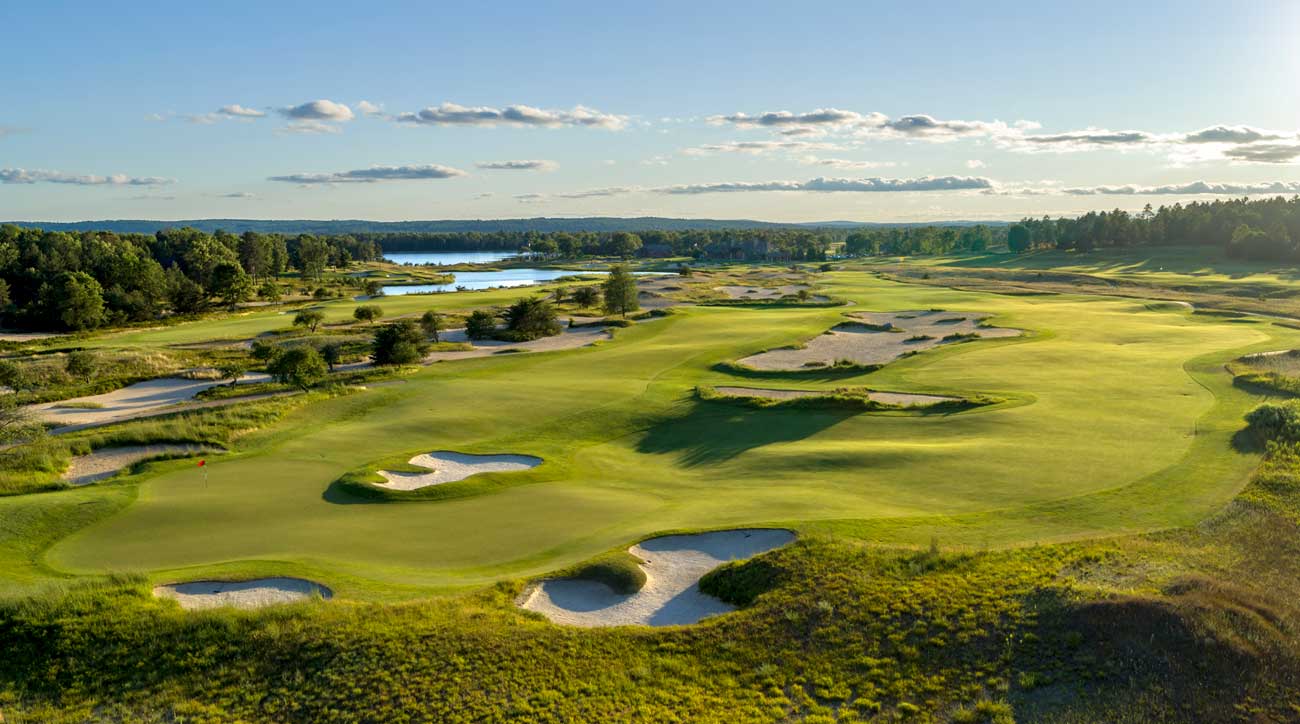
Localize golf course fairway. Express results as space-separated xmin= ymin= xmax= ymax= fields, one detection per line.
xmin=38 ymin=274 xmax=1300 ymax=599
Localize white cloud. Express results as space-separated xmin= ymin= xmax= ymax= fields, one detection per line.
xmin=1183 ymin=125 xmax=1288 ymax=144
xmin=0 ymin=168 xmax=174 ymax=186
xmin=1061 ymin=180 xmax=1300 ymax=195
xmin=556 ymin=186 xmax=637 ymax=198
xmin=709 ymin=108 xmax=877 ymax=129
xmin=279 ymin=99 xmax=355 ymax=122
xmin=656 ymin=176 xmax=993 ymax=195
xmin=395 ymin=102 xmax=626 ymax=129
xmin=218 ymin=104 xmax=266 ymax=118
xmin=966 ymin=159 xmax=985 ymax=169
xmin=356 ymin=100 xmax=384 ymax=117
xmin=475 ymin=159 xmax=558 ymax=171
xmin=1221 ymin=143 xmax=1300 ymax=164
xmin=682 ymin=140 xmax=843 ymax=156
xmin=216 ymin=191 xmax=256 ymax=199
xmin=268 ymin=164 xmax=467 ymax=184
xmin=278 ymin=120 xmax=344 ymax=135
xmin=514 ymin=193 xmax=547 ymax=202
xmin=799 ymin=156 xmax=897 ymax=170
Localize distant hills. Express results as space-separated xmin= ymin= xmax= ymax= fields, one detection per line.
xmin=1 ymin=217 xmax=1011 ymax=235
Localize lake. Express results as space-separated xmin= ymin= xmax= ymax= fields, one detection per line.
xmin=381 ymin=268 xmax=594 ymax=295
xmin=384 ymin=251 xmax=518 ymax=266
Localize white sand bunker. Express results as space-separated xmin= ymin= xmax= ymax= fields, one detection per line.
xmin=30 ymin=373 xmax=269 ymax=427
xmin=520 ymin=529 xmax=795 ymax=627
xmin=737 ymin=310 xmax=1020 ymax=371
xmin=63 ymin=444 xmax=206 ymax=486
xmin=377 ymin=450 xmax=542 ymax=490
xmin=154 ymin=578 xmax=331 ymax=610
xmin=714 ymin=386 xmax=956 ymax=407
xmin=425 ymin=326 xmax=610 ymax=362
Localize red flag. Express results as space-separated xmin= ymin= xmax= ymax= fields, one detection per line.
xmin=197 ymin=460 xmax=206 ymax=467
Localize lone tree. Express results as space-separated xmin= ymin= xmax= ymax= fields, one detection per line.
xmin=258 ymin=280 xmax=282 ymax=302
xmin=602 ymin=265 xmax=639 ymax=317
xmin=502 ymin=297 xmax=561 ymax=341
xmin=43 ymin=271 xmax=106 ymax=331
xmin=320 ymin=342 xmax=342 ymax=372
xmin=267 ymin=346 xmax=327 ymax=391
xmin=1007 ymin=224 xmax=1031 ymax=254
xmin=217 ymin=361 xmax=247 ymax=386
xmin=371 ymin=320 xmax=431 ymax=365
xmin=353 ymin=304 xmax=383 ymax=325
xmin=571 ymin=285 xmax=601 ymax=308
xmin=293 ymin=309 xmax=325 ymax=333
xmin=465 ymin=309 xmax=498 ymax=340
xmin=420 ymin=310 xmax=443 ymax=343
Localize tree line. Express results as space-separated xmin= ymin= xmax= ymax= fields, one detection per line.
xmin=0 ymin=226 xmax=380 ymax=331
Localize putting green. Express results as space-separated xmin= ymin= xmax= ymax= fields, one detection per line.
xmin=41 ymin=273 xmax=1299 ymax=598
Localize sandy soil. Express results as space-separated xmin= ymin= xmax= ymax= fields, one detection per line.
xmin=154 ymin=578 xmax=332 ymax=610
xmin=715 ymin=284 xmax=810 ymax=299
xmin=737 ymin=310 xmax=1020 ymax=371
xmin=519 ymin=529 xmax=795 ymax=627
xmin=713 ymin=386 xmax=956 ymax=407
xmin=424 ymin=326 xmax=611 ymax=362
xmin=29 ymin=373 xmax=271 ymax=427
xmin=377 ymin=450 xmax=542 ymax=490
xmin=62 ymin=444 xmax=207 ymax=486
xmin=0 ymin=331 xmax=63 ymax=342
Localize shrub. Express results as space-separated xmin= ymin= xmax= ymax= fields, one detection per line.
xmin=371 ymin=320 xmax=430 ymax=365
xmin=64 ymin=350 xmax=97 ymax=378
xmin=353 ymin=304 xmax=383 ymax=325
xmin=419 ymin=310 xmax=443 ymax=342
xmin=1246 ymin=401 xmax=1300 ymax=444
xmin=465 ymin=310 xmax=498 ymax=341
xmin=257 ymin=280 xmax=281 ymax=302
xmin=501 ymin=297 xmax=560 ymax=341
xmin=571 ymin=285 xmax=601 ymax=308
xmin=266 ymin=347 xmax=327 ymax=391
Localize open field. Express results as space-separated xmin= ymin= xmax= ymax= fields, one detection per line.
xmin=0 ymin=269 xmax=1283 ymax=603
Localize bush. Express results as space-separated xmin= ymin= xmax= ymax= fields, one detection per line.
xmin=465 ymin=310 xmax=498 ymax=340
xmin=64 ymin=350 xmax=97 ymax=378
xmin=571 ymin=285 xmax=601 ymax=308
xmin=1246 ymin=401 xmax=1300 ymax=444
xmin=501 ymin=297 xmax=560 ymax=341
xmin=371 ymin=320 xmax=430 ymax=365
xmin=266 ymin=347 xmax=327 ymax=390
xmin=353 ymin=304 xmax=383 ymax=325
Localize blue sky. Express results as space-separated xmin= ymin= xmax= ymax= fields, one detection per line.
xmin=3 ymin=0 xmax=1299 ymax=222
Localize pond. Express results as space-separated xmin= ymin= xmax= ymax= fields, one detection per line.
xmin=384 ymin=251 xmax=518 ymax=266
xmin=381 ymin=268 xmax=597 ymax=295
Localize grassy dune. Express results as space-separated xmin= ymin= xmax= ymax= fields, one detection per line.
xmin=19 ymin=272 xmax=1293 ymax=600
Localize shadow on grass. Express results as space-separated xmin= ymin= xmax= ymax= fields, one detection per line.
xmin=636 ymin=400 xmax=856 ymax=467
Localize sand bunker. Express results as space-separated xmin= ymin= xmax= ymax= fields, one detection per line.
xmin=62 ymin=444 xmax=206 ymax=486
xmin=425 ymin=326 xmax=611 ymax=362
xmin=30 ymin=373 xmax=270 ymax=427
xmin=377 ymin=450 xmax=542 ymax=490
xmin=715 ymin=284 xmax=810 ymax=299
xmin=737 ymin=310 xmax=1020 ymax=371
xmin=714 ymin=386 xmax=956 ymax=407
xmin=154 ymin=578 xmax=331 ymax=610
xmin=520 ymin=529 xmax=795 ymax=627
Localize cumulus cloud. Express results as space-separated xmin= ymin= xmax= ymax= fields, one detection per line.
xmin=395 ymin=102 xmax=626 ymax=129
xmin=799 ymin=157 xmax=897 ymax=170
xmin=268 ymin=164 xmax=467 ymax=184
xmin=555 ymin=186 xmax=637 ymax=198
xmin=1061 ymin=180 xmax=1300 ymax=195
xmin=1221 ymin=143 xmax=1300 ymax=164
xmin=356 ymin=100 xmax=384 ymax=117
xmin=682 ymin=140 xmax=843 ymax=156
xmin=475 ymin=159 xmax=558 ymax=171
xmin=656 ymin=176 xmax=993 ymax=195
xmin=966 ymin=159 xmax=985 ymax=169
xmin=1008 ymin=129 xmax=1160 ymax=151
xmin=278 ymin=120 xmax=343 ymax=135
xmin=871 ymin=114 xmax=1032 ymax=141
xmin=279 ymin=99 xmax=355 ymax=122
xmin=708 ymin=108 xmax=878 ymax=129
xmin=217 ymin=104 xmax=266 ymax=118
xmin=1183 ymin=125 xmax=1288 ymax=144
xmin=0 ymin=168 xmax=174 ymax=186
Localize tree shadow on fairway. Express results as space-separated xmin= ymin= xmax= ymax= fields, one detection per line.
xmin=636 ymin=401 xmax=856 ymax=467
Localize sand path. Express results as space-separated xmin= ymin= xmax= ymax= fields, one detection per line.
xmin=520 ymin=529 xmax=794 ymax=627
xmin=62 ymin=444 xmax=208 ymax=486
